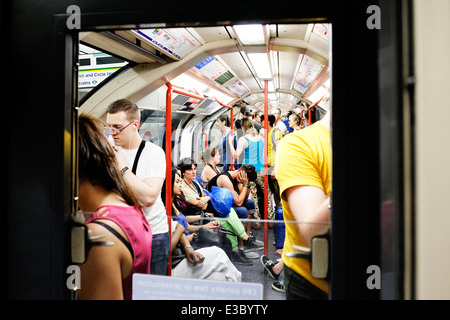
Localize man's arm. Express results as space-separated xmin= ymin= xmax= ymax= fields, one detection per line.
xmin=115 ymin=148 xmax=164 ymax=207
xmin=285 ymin=185 xmax=330 ymax=247
xmin=125 ymin=173 xmax=164 ymax=207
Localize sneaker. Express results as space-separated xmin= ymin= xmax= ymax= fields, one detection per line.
xmin=244 ymin=251 xmax=259 ymax=259
xmin=231 ymin=249 xmax=253 ymax=265
xmin=243 ymin=237 xmax=264 ymax=252
xmin=260 ymin=255 xmax=280 ymax=279
xmin=272 ymin=280 xmax=285 ymax=293
xmin=249 ymin=235 xmax=264 ymax=246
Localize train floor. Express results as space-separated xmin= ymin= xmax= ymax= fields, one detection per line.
xmin=232 ymin=222 xmax=286 ymax=300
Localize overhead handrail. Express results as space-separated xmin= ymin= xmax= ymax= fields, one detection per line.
xmin=308 ymin=96 xmax=324 ymax=126
xmin=171 ymin=86 xmax=205 ymax=101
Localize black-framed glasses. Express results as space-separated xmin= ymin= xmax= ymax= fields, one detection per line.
xmin=104 ymin=121 xmax=134 ymax=135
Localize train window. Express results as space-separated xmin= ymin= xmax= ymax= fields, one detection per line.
xmin=95 ymin=56 xmax=125 ymax=65
xmin=79 ymin=58 xmax=90 ymax=66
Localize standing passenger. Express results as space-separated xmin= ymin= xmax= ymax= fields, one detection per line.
xmin=215 ymin=114 xmax=239 ymax=171
xmin=288 ymin=113 xmax=302 ymax=131
xmin=228 ymin=117 xmax=264 ymax=231
xmin=77 ymin=113 xmax=152 ymax=300
xmin=275 ymin=112 xmax=332 ymax=300
xmin=261 ymin=114 xmax=283 ymax=219
xmin=271 ymin=107 xmax=288 ymax=136
xmin=106 ymin=99 xmax=169 ymax=276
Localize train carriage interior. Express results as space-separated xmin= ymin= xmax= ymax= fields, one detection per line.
xmin=77 ymin=22 xmax=331 ymax=300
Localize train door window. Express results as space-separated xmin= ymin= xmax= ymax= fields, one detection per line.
xmin=75 ymin=20 xmax=332 ymax=301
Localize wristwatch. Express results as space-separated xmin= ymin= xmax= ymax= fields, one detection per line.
xmin=120 ymin=166 xmax=129 ymax=173
xmin=240 ymin=183 xmax=250 ymax=188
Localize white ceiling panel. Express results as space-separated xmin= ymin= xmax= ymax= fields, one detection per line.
xmin=191 ymin=26 xmax=231 ymax=43
xmin=219 ymin=52 xmax=261 ymax=91
xmin=278 ymin=51 xmax=301 ymax=91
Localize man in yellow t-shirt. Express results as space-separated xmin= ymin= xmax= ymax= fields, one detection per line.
xmin=275 ymin=112 xmax=332 ymax=300
xmin=262 ymin=114 xmax=284 ymax=211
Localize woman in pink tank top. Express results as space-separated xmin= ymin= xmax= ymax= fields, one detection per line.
xmin=77 ymin=114 xmax=152 ymax=300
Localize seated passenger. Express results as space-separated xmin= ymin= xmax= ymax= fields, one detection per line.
xmin=207 ymin=164 xmax=259 ymax=238
xmin=177 ymin=157 xmax=215 ymax=224
xmin=166 ymin=168 xmax=242 ymax=280
xmin=77 ymin=113 xmax=152 ymax=300
xmin=173 ymin=163 xmax=261 ymax=265
xmin=171 ymin=221 xmax=242 ymax=281
xmin=172 ymin=168 xmax=221 ymax=236
xmin=201 ymin=147 xmax=222 ymax=187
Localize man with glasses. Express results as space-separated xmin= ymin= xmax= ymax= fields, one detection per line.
xmin=106 ymin=99 xmax=169 ymax=276
xmin=271 ymin=107 xmax=288 ymax=136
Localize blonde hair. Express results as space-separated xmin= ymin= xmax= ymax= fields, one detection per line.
xmin=289 ymin=113 xmax=301 ymax=126
xmin=241 ymin=118 xmax=258 ymax=136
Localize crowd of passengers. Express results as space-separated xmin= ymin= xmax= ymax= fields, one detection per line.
xmin=76 ymin=98 xmax=313 ymax=300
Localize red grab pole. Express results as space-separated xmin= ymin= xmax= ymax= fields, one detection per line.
xmin=201 ymin=132 xmax=208 ymax=149
xmin=263 ymin=80 xmax=269 ymax=256
xmin=308 ymin=96 xmax=324 ymax=126
xmin=165 ymin=82 xmax=173 ymax=276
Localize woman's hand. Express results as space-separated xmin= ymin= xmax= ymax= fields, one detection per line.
xmin=186 ymin=248 xmax=205 ymax=266
xmin=196 ymin=196 xmax=209 ymax=210
xmin=204 ymin=221 xmax=220 ymax=231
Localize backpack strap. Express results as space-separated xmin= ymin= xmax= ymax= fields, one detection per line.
xmin=271 ymin=128 xmax=280 ymax=151
xmin=132 ymin=140 xmax=146 ymax=175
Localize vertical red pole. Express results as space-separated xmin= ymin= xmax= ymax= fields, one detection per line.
xmin=229 ymin=107 xmax=234 ymax=170
xmin=308 ymin=107 xmax=312 ymax=126
xmin=165 ymin=82 xmax=173 ymax=276
xmin=201 ymin=132 xmax=208 ymax=149
xmin=263 ymin=80 xmax=269 ymax=256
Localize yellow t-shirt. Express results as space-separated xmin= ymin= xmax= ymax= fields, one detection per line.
xmin=268 ymin=127 xmax=284 ymax=167
xmin=275 ymin=121 xmax=332 ymax=293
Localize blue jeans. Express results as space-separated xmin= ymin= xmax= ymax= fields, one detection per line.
xmin=150 ymin=232 xmax=170 ymax=275
xmin=232 ymin=198 xmax=256 ymax=219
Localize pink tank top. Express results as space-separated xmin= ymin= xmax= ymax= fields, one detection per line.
xmin=86 ymin=205 xmax=152 ymax=300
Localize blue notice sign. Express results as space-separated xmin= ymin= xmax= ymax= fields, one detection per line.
xmin=132 ymin=274 xmax=263 ymax=300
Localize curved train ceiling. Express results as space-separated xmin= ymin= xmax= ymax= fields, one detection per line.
xmin=79 ymin=23 xmax=331 ymax=117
